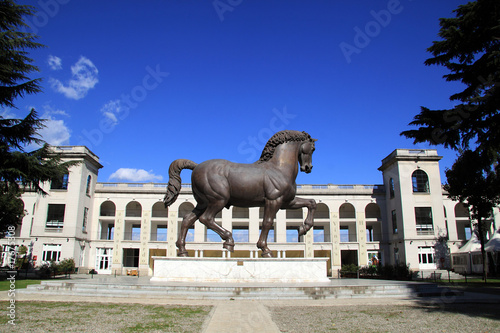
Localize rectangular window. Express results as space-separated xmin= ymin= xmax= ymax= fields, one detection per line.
xmin=313 ymin=226 xmax=325 ymax=242
xmin=50 ymin=174 xmax=69 ymax=190
xmin=366 ymin=227 xmax=373 ymax=242
xmin=418 ymin=246 xmax=435 ymax=265
xmin=131 ymin=224 xmax=141 ymax=241
xmin=42 ymin=244 xmax=61 ymax=262
xmin=415 ymin=207 xmax=433 ymax=235
xmin=286 ymin=226 xmax=299 ymax=243
xmin=123 ymin=248 xmax=139 ymax=267
xmin=46 ymin=204 xmax=65 ymax=228
xmin=340 ymin=226 xmax=349 ymax=242
xmin=391 ymin=210 xmax=398 ymax=234
xmin=106 ymin=224 xmax=114 ymax=240
xmin=95 ymin=248 xmax=113 ymax=271
xmin=82 ymin=207 xmax=89 ymax=233
xmin=232 ymin=226 xmax=249 ymax=243
xmin=155 ymin=225 xmax=167 ymax=242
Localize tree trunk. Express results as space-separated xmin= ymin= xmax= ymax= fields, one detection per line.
xmin=478 ymin=217 xmax=488 ymax=283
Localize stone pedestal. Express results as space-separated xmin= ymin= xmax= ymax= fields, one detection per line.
xmin=151 ymin=257 xmax=330 ymax=283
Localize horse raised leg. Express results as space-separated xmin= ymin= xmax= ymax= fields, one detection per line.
xmin=257 ymin=199 xmax=282 ymax=257
xmin=284 ymin=197 xmax=317 ymax=237
xmin=176 ymin=206 xmax=204 ymax=256
xmin=198 ymin=201 xmax=235 ymax=252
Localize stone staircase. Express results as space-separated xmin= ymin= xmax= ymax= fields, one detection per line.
xmin=20 ymin=278 xmax=461 ymax=300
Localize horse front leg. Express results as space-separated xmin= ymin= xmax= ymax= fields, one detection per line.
xmin=285 ymin=197 xmax=317 ymax=237
xmin=257 ymin=199 xmax=281 ymax=258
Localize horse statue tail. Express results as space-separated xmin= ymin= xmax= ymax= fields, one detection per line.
xmin=164 ymin=159 xmax=198 ymax=207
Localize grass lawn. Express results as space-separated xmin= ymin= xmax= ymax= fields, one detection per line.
xmin=0 ymin=279 xmax=42 ymax=291
xmin=0 ymin=301 xmax=211 ymax=332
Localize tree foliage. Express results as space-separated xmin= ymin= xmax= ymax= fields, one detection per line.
xmin=401 ymin=0 xmax=500 ymax=280
xmin=0 ymin=0 xmax=44 ymax=108
xmin=0 ymin=1 xmax=77 ymax=236
xmin=401 ymin=0 xmax=500 ymax=154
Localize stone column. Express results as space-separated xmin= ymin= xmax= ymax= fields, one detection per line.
xmin=139 ymin=210 xmax=151 ymax=275
xmin=167 ymin=210 xmax=178 ymax=257
xmin=357 ymin=211 xmax=368 ymax=266
xmin=275 ymin=210 xmax=286 ymax=243
xmin=330 ymin=211 xmax=341 ymax=267
xmin=248 ymin=208 xmax=260 ymax=243
xmin=112 ymin=210 xmax=124 ymax=274
xmin=305 ymin=207 xmax=314 ymax=258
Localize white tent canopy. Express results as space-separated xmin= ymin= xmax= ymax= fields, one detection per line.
xmin=485 ymin=229 xmax=500 ymax=252
xmin=456 ymin=232 xmax=482 ymax=253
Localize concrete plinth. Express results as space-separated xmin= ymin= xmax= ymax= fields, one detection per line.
xmin=151 ymin=257 xmax=330 ymax=283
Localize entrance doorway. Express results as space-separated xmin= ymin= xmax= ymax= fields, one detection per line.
xmin=418 ymin=246 xmax=436 ymax=270
xmin=95 ymin=248 xmax=113 ymax=274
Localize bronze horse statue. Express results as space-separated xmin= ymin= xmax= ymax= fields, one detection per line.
xmin=164 ymin=130 xmax=317 ymax=257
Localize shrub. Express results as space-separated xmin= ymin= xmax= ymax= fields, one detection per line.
xmin=58 ymin=258 xmax=75 ymax=274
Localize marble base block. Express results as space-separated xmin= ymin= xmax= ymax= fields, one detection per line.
xmin=151 ymin=257 xmax=330 ymax=283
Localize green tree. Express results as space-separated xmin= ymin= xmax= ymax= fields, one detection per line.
xmin=401 ymin=0 xmax=500 ymax=280
xmin=0 ymin=1 xmax=77 ymax=236
xmin=444 ymin=150 xmax=500 ymax=281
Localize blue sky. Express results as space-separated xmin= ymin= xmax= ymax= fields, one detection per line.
xmin=5 ymin=0 xmax=468 ymax=185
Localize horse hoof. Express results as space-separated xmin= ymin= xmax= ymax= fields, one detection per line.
xmin=261 ymin=251 xmax=273 ymax=258
xmin=223 ymin=244 xmax=234 ymax=252
xmin=177 ymin=251 xmax=189 ymax=257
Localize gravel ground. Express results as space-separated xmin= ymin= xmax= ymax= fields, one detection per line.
xmin=0 ymin=301 xmax=212 ymax=333
xmin=269 ymin=303 xmax=500 ymax=333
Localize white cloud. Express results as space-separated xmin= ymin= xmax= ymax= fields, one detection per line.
xmin=48 ymin=55 xmax=62 ymax=70
xmin=50 ymin=56 xmax=99 ymax=100
xmin=0 ymin=108 xmax=16 ymax=119
xmin=100 ymin=99 xmax=122 ymax=126
xmin=109 ymin=168 xmax=163 ymax=182
xmin=38 ymin=105 xmax=71 ymax=146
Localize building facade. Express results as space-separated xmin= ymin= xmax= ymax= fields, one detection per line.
xmin=2 ymin=146 xmax=499 ymax=277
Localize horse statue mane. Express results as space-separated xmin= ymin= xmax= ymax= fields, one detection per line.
xmin=257 ymin=130 xmax=314 ymax=163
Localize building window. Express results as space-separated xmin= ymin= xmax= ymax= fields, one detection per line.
xmin=131 ymin=225 xmax=141 ymax=241
xmin=314 ymin=226 xmax=325 ymax=242
xmin=418 ymin=246 xmax=435 ymax=266
xmin=412 ymin=170 xmax=429 ymax=193
xmin=50 ymin=174 xmax=68 ymax=190
xmin=340 ymin=226 xmax=349 ymax=242
xmin=154 ymin=225 xmax=168 ymax=242
xmin=95 ymin=248 xmax=112 ymax=271
xmin=389 ymin=178 xmax=395 ymax=198
xmin=123 ymin=248 xmax=139 ymax=267
xmin=391 ymin=210 xmax=398 ymax=234
xmin=82 ymin=207 xmax=88 ymax=233
xmin=46 ymin=204 xmax=65 ymax=228
xmin=415 ymin=207 xmax=434 ymax=235
xmin=106 ymin=224 xmax=114 ymax=240
xmin=286 ymin=226 xmax=299 ymax=242
xmin=232 ymin=226 xmax=249 ymax=243
xmin=42 ymin=244 xmax=61 ymax=262
xmin=86 ymin=175 xmax=92 ymax=195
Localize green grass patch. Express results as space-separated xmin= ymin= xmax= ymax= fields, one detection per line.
xmin=0 ymin=301 xmax=211 ymax=332
xmin=0 ymin=279 xmax=41 ymax=291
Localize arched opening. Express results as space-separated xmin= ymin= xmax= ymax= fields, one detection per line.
xmin=412 ymin=169 xmax=429 ymax=193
